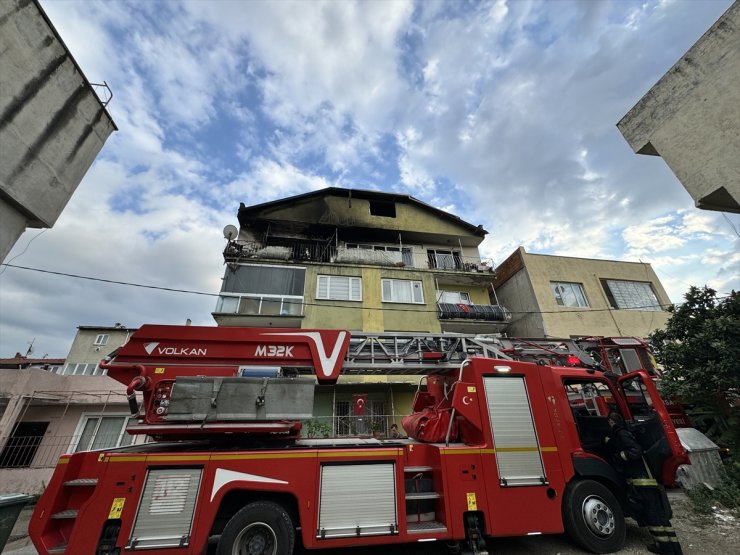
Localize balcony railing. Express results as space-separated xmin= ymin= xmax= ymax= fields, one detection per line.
xmin=215 ymin=294 xmax=304 ymax=317
xmin=437 ymin=303 xmax=511 ymax=322
xmin=301 ymin=414 xmax=408 ymax=439
xmin=224 ymin=240 xmax=495 ymax=274
xmin=0 ymin=434 xmax=149 ymax=469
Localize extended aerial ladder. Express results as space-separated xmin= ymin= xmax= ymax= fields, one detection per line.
xmin=98 ymin=325 xmax=656 ymax=442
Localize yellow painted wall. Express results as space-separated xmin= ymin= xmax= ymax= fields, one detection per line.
xmin=300 ymin=263 xmax=442 ymax=333
xmin=301 ymin=266 xmax=364 ymax=330
xmin=497 ymin=251 xmax=671 ymax=338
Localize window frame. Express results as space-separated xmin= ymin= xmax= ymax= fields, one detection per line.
xmin=316 ymin=275 xmax=362 ymax=302
xmin=62 ymin=362 xmax=105 ymax=376
xmin=436 ymin=290 xmax=471 ymax=304
xmin=216 ymin=263 xmax=307 ymax=316
xmin=69 ymin=413 xmax=136 ymax=453
xmin=427 ymin=249 xmax=463 ymax=270
xmin=550 ymin=281 xmax=590 ymax=308
xmin=381 ymin=278 xmax=424 ymax=304
xmin=601 ymin=279 xmax=662 ymax=311
xmin=93 ymin=334 xmax=109 ymax=346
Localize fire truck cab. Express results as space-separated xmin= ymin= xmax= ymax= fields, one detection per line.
xmin=28 ymin=325 xmax=687 ymax=555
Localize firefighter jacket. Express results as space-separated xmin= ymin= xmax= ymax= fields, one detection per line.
xmin=604 ymin=424 xmax=646 ymax=478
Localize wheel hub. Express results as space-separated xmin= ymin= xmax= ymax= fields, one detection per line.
xmin=233 ymin=522 xmax=277 ymax=555
xmin=581 ymin=495 xmax=615 ymax=537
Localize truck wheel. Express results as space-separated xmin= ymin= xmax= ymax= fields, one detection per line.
xmin=563 ymin=480 xmax=625 ymax=554
xmin=217 ymin=501 xmax=295 ymax=555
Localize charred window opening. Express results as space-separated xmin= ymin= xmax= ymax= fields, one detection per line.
xmin=369 ymin=200 xmax=396 ymax=217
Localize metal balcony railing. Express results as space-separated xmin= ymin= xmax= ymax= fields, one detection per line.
xmin=301 ymin=414 xmax=409 ymax=439
xmin=0 ymin=434 xmax=149 ymax=469
xmin=224 ymin=240 xmax=495 ymax=274
xmin=437 ymin=303 xmax=511 ymax=322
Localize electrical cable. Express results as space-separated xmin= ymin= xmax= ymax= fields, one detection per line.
xmin=3 ymin=262 xmax=729 ymax=316
xmin=0 ymin=229 xmax=47 ymax=276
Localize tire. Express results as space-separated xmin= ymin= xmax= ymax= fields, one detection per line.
xmin=217 ymin=501 xmax=295 ymax=555
xmin=562 ymin=480 xmax=626 ymax=554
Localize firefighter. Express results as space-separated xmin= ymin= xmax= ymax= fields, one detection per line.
xmin=605 ymin=412 xmax=683 ymax=554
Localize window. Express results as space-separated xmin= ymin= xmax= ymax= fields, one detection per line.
xmin=317 ymin=275 xmax=362 ymax=301
xmin=62 ymin=363 xmax=105 ymax=376
xmin=427 ymin=249 xmax=463 ymax=270
xmin=601 ymin=279 xmax=662 ymax=311
xmin=216 ymin=264 xmax=306 ymax=316
xmin=72 ymin=415 xmax=136 ymax=452
xmin=436 ymin=290 xmax=471 ymax=304
xmin=0 ymin=422 xmax=49 ymax=468
xmin=619 ymin=375 xmax=656 ymax=420
xmin=381 ymin=279 xmax=424 ymax=304
xmin=94 ymin=334 xmax=109 ymax=346
xmin=369 ymin=200 xmax=396 ymax=217
xmin=551 ymin=282 xmax=589 ymax=308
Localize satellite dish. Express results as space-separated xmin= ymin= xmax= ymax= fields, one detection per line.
xmin=223 ymin=225 xmax=238 ymax=241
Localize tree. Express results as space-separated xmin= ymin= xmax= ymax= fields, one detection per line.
xmin=649 ymin=286 xmax=739 ymax=447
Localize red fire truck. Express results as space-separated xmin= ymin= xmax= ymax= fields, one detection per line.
xmin=29 ymin=325 xmax=688 ymax=555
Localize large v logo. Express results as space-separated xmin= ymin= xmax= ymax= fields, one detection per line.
xmin=262 ymin=331 xmax=348 ymax=379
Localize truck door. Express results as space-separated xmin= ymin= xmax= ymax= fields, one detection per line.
xmin=616 ymin=371 xmax=688 ymax=486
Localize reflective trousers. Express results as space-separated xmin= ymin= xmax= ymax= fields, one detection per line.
xmin=627 ymin=478 xmax=683 ymax=555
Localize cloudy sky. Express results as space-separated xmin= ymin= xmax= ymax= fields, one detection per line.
xmin=1 ymin=0 xmax=738 ymax=359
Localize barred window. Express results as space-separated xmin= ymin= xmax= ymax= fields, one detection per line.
xmin=601 ymin=279 xmax=662 ymax=311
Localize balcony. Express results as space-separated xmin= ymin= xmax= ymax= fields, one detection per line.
xmin=224 ymin=239 xmax=495 ymax=276
xmin=437 ymin=302 xmax=511 ymax=333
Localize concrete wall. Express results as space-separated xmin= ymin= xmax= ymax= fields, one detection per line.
xmin=66 ymin=327 xmax=136 ymax=364
xmin=300 ymin=264 xmax=441 ymax=332
xmin=0 ymin=368 xmax=126 ymax=439
xmin=495 ymin=249 xmax=671 ymax=338
xmin=0 ymin=367 xmax=132 ymax=494
xmin=0 ymin=0 xmax=117 ymax=261
xmin=618 ymin=2 xmax=740 ymax=213
xmin=495 ymin=265 xmax=546 ymax=337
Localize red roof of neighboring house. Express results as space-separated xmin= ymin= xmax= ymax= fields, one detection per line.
xmin=0 ymin=356 xmax=65 ymax=368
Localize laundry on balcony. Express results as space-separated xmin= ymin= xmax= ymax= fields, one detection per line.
xmin=437 ymin=303 xmax=510 ymax=322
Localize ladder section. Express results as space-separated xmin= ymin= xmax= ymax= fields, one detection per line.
xmin=341 ymin=332 xmax=513 ymax=374
xmin=404 ymin=466 xmax=447 ymax=533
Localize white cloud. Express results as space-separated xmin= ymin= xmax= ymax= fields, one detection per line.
xmin=2 ymin=0 xmax=737 ymax=358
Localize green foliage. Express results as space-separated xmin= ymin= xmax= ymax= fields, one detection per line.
xmin=649 ymin=287 xmax=740 ymax=411
xmin=302 ymin=419 xmax=332 ymax=438
xmin=686 ymin=460 xmax=740 ymax=518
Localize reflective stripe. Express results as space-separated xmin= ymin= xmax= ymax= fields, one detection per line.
xmin=649 ymin=526 xmax=674 ymax=532
xmin=620 ymin=451 xmax=628 ymax=461
xmin=628 ymin=478 xmax=658 ymax=486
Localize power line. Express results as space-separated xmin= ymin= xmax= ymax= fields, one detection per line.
xmin=1 ymin=262 xmax=728 ymax=316
xmin=0 ymin=229 xmax=47 ymax=276
xmin=721 ymin=213 xmax=740 ymax=239
xmin=0 ymin=263 xmax=218 ymax=297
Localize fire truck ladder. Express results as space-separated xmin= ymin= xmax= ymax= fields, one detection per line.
xmin=339 ymin=332 xmax=513 ymax=374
